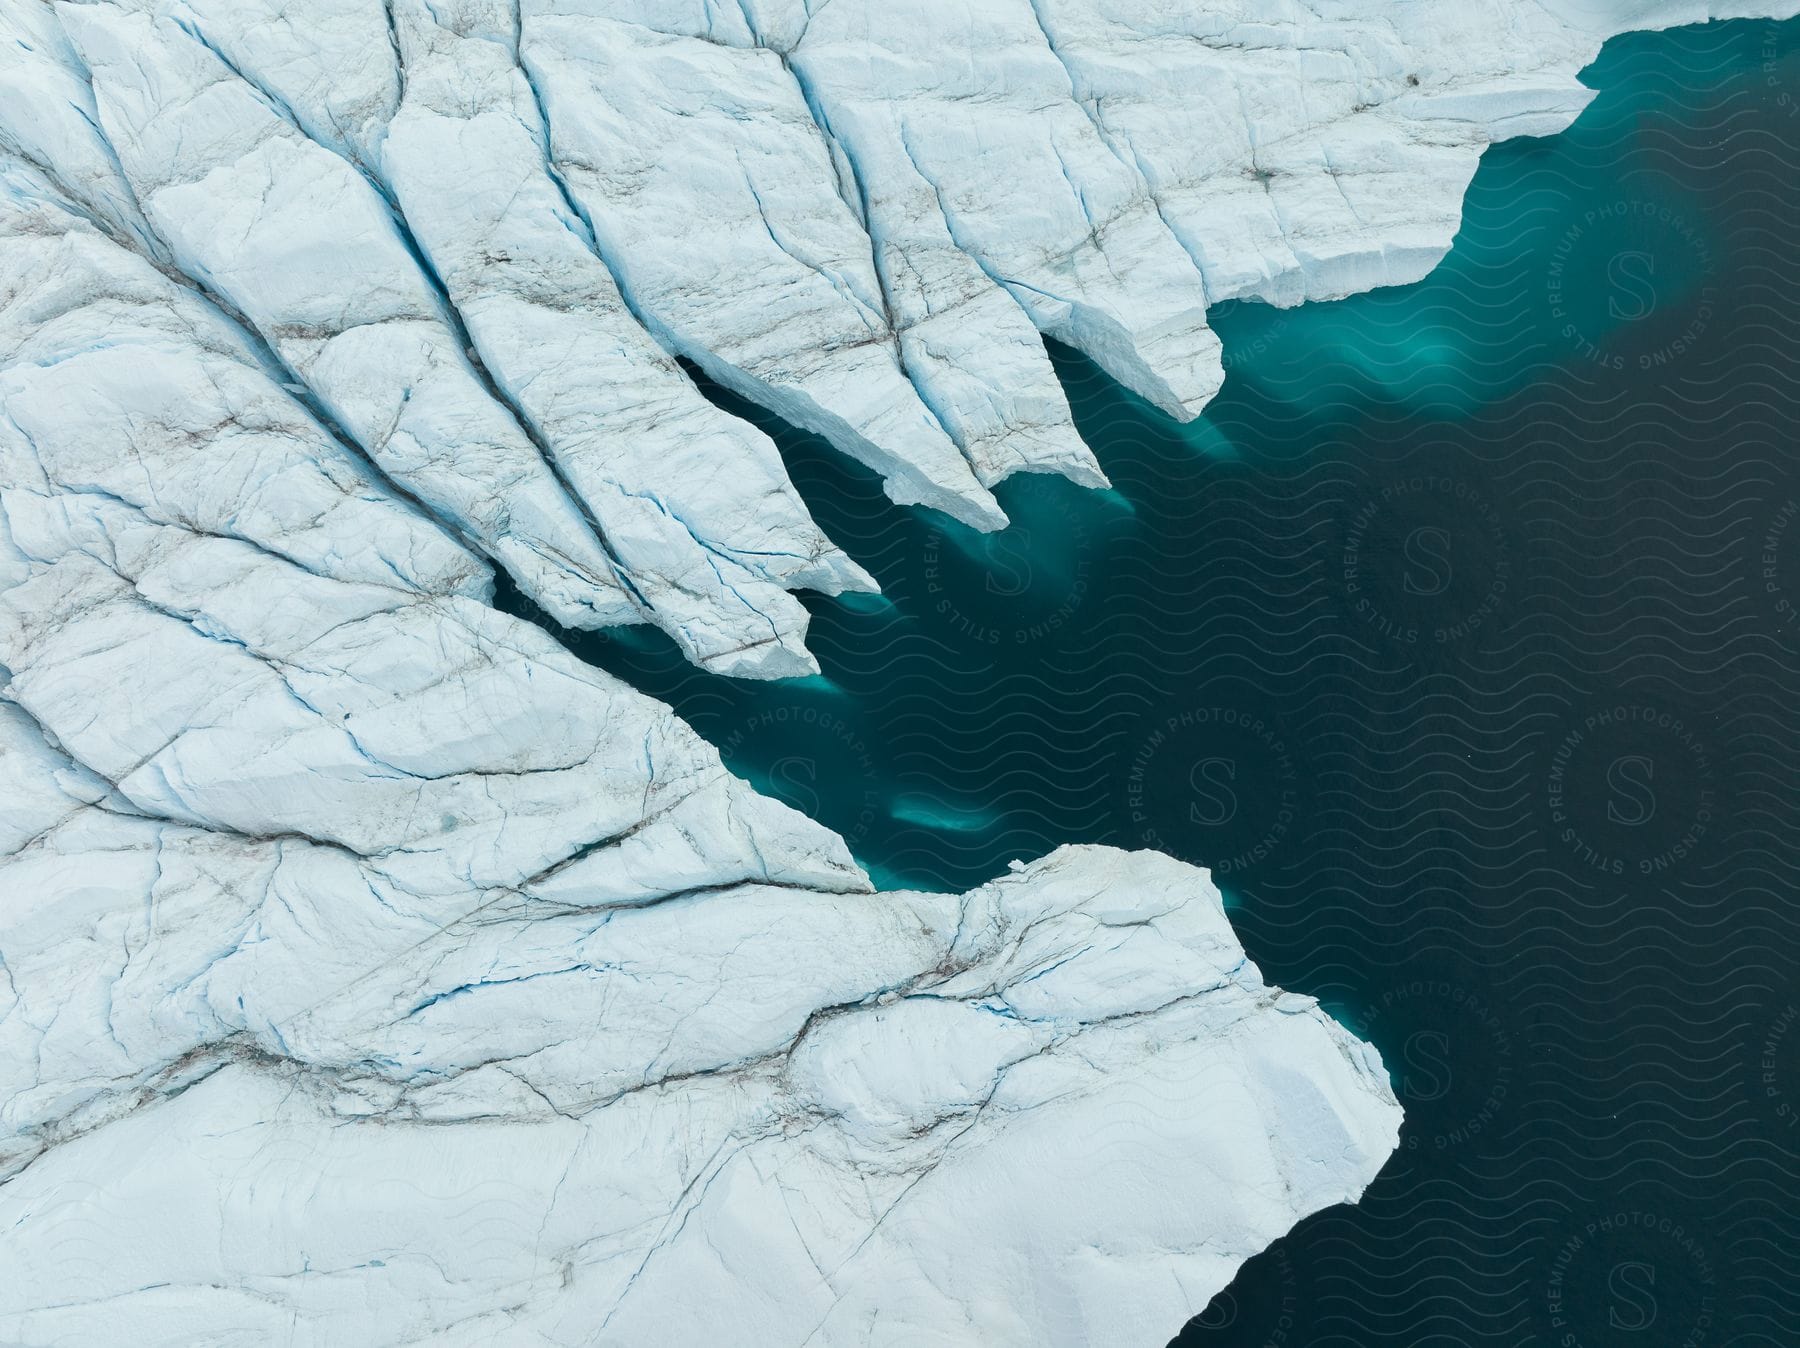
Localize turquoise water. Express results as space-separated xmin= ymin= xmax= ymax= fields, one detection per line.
xmin=503 ymin=19 xmax=1800 ymax=1345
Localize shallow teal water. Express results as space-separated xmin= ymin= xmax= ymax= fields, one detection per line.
xmin=504 ymin=19 xmax=1800 ymax=1345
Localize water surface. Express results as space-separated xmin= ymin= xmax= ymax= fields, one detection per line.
xmin=504 ymin=20 xmax=1800 ymax=1343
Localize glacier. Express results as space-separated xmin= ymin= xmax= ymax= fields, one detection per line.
xmin=0 ymin=0 xmax=1792 ymax=1343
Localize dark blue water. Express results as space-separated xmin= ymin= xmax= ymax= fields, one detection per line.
xmin=501 ymin=19 xmax=1800 ymax=1345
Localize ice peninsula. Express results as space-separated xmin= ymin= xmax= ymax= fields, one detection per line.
xmin=0 ymin=0 xmax=1790 ymax=1343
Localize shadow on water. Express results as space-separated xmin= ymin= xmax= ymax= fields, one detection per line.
xmin=498 ymin=18 xmax=1800 ymax=1345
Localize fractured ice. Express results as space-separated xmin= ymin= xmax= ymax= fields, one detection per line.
xmin=0 ymin=0 xmax=1791 ymax=1342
